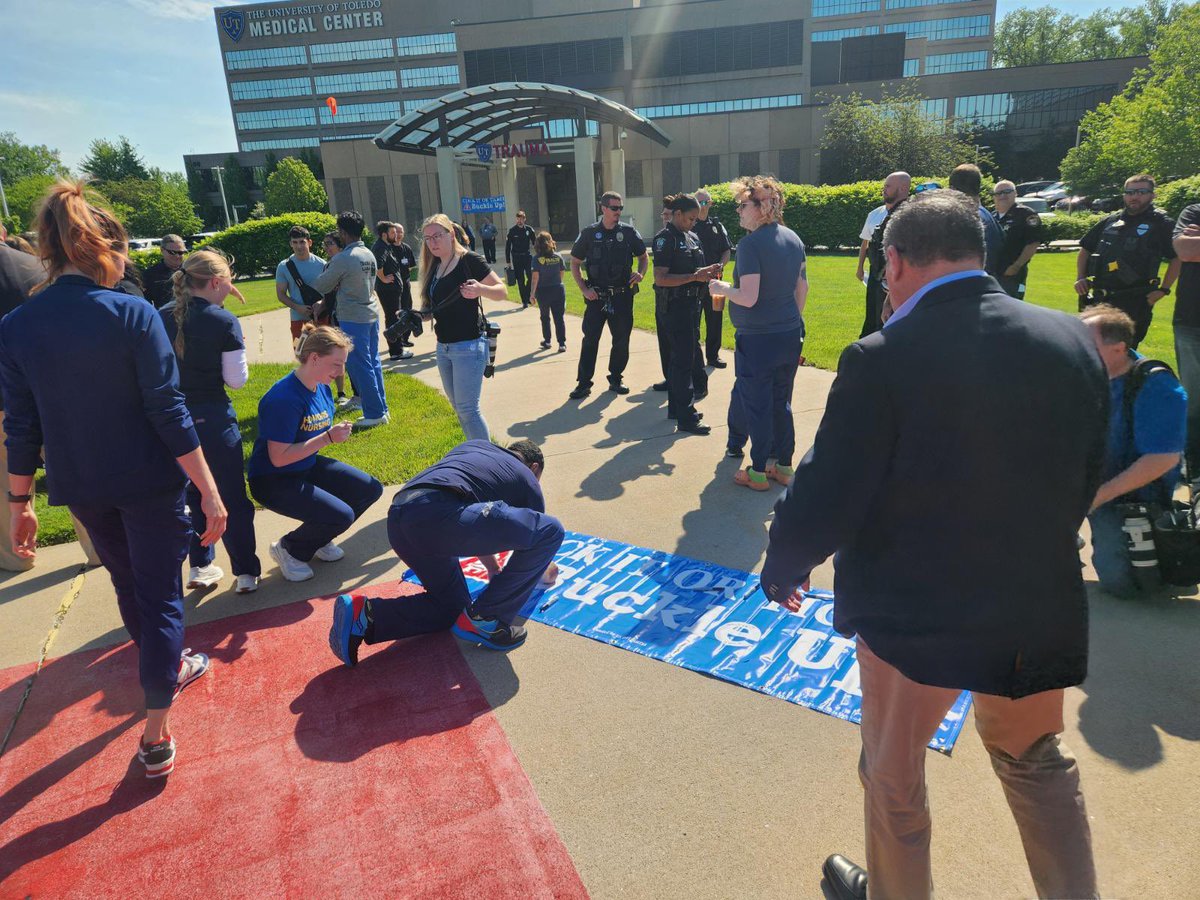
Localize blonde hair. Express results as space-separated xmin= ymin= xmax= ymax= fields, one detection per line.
xmin=417 ymin=213 xmax=467 ymax=310
xmin=296 ymin=323 xmax=353 ymax=363
xmin=170 ymin=248 xmax=234 ymax=358
xmin=35 ymin=180 xmax=127 ymax=291
xmin=732 ymin=175 xmax=786 ymax=228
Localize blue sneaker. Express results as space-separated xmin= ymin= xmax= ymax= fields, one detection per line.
xmin=451 ymin=611 xmax=527 ymax=651
xmin=329 ymin=594 xmax=370 ymax=666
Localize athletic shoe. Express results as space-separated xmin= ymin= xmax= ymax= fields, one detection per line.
xmin=539 ymin=340 xmax=551 ymax=350
xmin=354 ymin=413 xmax=391 ymax=430
xmin=175 ymin=650 xmax=210 ymax=698
xmin=336 ymin=393 xmax=350 ymax=407
xmin=726 ymin=446 xmax=746 ymax=459
xmin=235 ymin=574 xmax=259 ymax=594
xmin=608 ymin=380 xmax=630 ymax=395
xmin=314 ymin=542 xmax=345 ymax=562
xmin=186 ymin=564 xmax=223 ymax=589
xmin=342 ymin=397 xmax=363 ymax=412
xmin=270 ymin=540 xmax=314 ymax=582
xmin=558 ymin=344 xmax=567 ymax=353
xmin=569 ymin=384 xmax=591 ymax=399
xmin=389 ymin=349 xmax=414 ymax=360
xmin=329 ymin=593 xmax=371 ymax=666
xmin=138 ymin=734 xmax=176 ymax=779
xmin=451 ymin=611 xmax=527 ymax=651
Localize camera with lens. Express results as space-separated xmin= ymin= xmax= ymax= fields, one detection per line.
xmin=383 ymin=308 xmax=424 ymax=348
xmin=483 ymin=321 xmax=501 ymax=378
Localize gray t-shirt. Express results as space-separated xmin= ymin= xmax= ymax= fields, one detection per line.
xmin=729 ymin=223 xmax=805 ymax=336
xmin=313 ymin=240 xmax=381 ymax=324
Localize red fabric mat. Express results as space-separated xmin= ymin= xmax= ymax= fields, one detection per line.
xmin=0 ymin=580 xmax=587 ymax=898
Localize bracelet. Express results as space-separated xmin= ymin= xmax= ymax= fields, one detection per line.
xmin=326 ymin=431 xmax=334 ymax=446
xmin=7 ymin=491 xmax=33 ymax=503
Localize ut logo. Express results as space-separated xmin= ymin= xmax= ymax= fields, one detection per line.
xmin=220 ymin=10 xmax=245 ymax=42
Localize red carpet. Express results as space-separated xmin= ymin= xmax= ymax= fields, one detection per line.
xmin=0 ymin=580 xmax=587 ymax=898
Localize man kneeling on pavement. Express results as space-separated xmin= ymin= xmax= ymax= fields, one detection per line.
xmin=1080 ymin=304 xmax=1187 ymax=598
xmin=329 ymin=439 xmax=563 ymax=664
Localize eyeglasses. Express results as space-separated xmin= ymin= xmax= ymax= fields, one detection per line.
xmin=424 ymin=231 xmax=448 ymax=242
xmin=163 ymin=248 xmax=186 ymax=257
xmin=992 ymin=188 xmax=1015 ymax=196
xmin=736 ymin=200 xmax=760 ymax=211
xmin=1123 ymin=188 xmax=1153 ymax=196
xmin=605 ymin=205 xmax=624 ymax=211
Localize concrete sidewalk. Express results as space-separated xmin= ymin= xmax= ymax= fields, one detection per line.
xmin=2 ymin=300 xmax=1197 ymax=898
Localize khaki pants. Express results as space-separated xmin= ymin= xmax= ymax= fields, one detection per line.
xmin=856 ymin=639 xmax=1098 ymax=900
xmin=0 ymin=412 xmax=101 ymax=570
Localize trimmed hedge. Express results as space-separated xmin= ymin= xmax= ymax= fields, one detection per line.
xmin=1159 ymin=176 xmax=1200 ymax=220
xmin=199 ymin=212 xmax=336 ymax=277
xmin=1041 ymin=213 xmax=1105 ymax=243
xmin=129 ymin=247 xmax=162 ymax=270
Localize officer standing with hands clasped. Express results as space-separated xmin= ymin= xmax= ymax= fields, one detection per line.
xmin=653 ymin=194 xmax=722 ymax=434
xmin=692 ymin=189 xmax=733 ymax=368
xmin=1077 ymin=173 xmax=1180 ymax=348
xmin=569 ymin=191 xmax=649 ymax=400
xmin=505 ymin=210 xmax=537 ymax=308
xmin=991 ymin=179 xmax=1043 ymax=300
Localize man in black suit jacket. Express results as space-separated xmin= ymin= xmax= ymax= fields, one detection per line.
xmin=760 ymin=191 xmax=1107 ymax=900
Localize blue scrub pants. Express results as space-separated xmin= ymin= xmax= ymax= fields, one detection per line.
xmin=339 ymin=319 xmax=388 ymax=420
xmin=727 ymin=327 xmax=804 ymax=472
xmin=70 ymin=486 xmax=190 ymax=709
xmin=249 ymin=456 xmax=382 ymax=562
xmin=187 ymin=401 xmax=260 ymax=577
xmin=367 ymin=487 xmax=564 ymax=641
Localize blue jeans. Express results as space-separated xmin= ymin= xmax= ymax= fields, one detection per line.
xmin=339 ymin=319 xmax=388 ymax=420
xmin=1088 ymin=504 xmax=1158 ymax=598
xmin=187 ymin=401 xmax=259 ymax=576
xmin=437 ymin=336 xmax=490 ymax=441
xmin=727 ymin=327 xmax=805 ymax=472
xmin=1174 ymin=323 xmax=1200 ymax=478
xmin=70 ymin=487 xmax=190 ymax=709
xmin=249 ymin=456 xmax=383 ymax=561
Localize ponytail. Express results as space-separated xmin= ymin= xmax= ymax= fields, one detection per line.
xmin=34 ymin=180 xmax=127 ymax=291
xmin=171 ymin=270 xmax=190 ymax=357
xmin=170 ymin=248 xmax=235 ymax=359
xmin=296 ymin=322 xmax=353 ymax=364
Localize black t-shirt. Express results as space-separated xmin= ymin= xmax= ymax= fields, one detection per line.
xmin=159 ymin=297 xmax=245 ymax=406
xmin=570 ymin=221 xmax=647 ymax=289
xmin=652 ymin=224 xmax=706 ymax=283
xmin=996 ymin=205 xmax=1044 ymax=279
xmin=143 ymin=260 xmax=176 ymax=308
xmin=428 ymin=251 xmax=491 ymax=344
xmin=1080 ymin=207 xmax=1176 ymax=286
xmin=692 ymin=216 xmax=731 ymax=267
xmin=1173 ymin=203 xmax=1200 ymax=327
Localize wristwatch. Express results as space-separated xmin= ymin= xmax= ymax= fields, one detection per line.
xmin=7 ymin=491 xmax=33 ymax=503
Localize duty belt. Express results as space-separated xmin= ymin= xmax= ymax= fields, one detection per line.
xmin=591 ymin=285 xmax=632 ymax=297
xmin=668 ymin=286 xmax=702 ymax=299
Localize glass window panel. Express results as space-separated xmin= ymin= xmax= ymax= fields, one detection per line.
xmin=400 ymin=65 xmax=460 ymax=88
xmin=635 ymin=95 xmax=802 ymax=119
xmin=314 ymin=70 xmax=397 ymax=94
xmin=231 ymin=77 xmax=311 ymax=101
xmin=309 ymin=38 xmax=394 ymax=65
xmin=924 ymin=51 xmax=988 ymax=74
xmin=812 ymin=27 xmax=865 ymax=41
xmin=812 ymin=0 xmax=880 ymax=16
xmin=240 ymin=137 xmax=320 ymax=151
xmin=235 ymin=106 xmax=318 ymax=131
xmin=884 ymin=15 xmax=991 ymax=42
xmin=396 ymin=32 xmax=456 ymax=57
xmin=903 ymin=58 xmax=921 ymax=77
xmin=224 ymin=46 xmax=307 ymax=71
xmin=319 ymin=101 xmax=401 ymax=125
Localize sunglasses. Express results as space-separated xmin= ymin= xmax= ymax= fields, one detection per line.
xmin=163 ymin=248 xmax=186 ymax=257
xmin=605 ymin=204 xmax=624 ymax=211
xmin=1123 ymin=188 xmax=1153 ymax=196
xmin=698 ymin=201 xmax=710 ymax=206
xmin=992 ymin=188 xmax=1015 ymax=196
xmin=736 ymin=200 xmax=759 ymax=211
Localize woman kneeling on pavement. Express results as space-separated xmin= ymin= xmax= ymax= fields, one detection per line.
xmin=161 ymin=249 xmax=261 ymax=594
xmin=709 ymin=175 xmax=808 ymax=491
xmin=248 ymin=324 xmax=383 ymax=582
xmin=0 ymin=181 xmax=227 ymax=778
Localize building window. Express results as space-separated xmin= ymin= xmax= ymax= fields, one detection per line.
xmin=396 ymin=32 xmax=456 ymax=57
xmin=224 ymin=46 xmax=307 ymax=71
xmin=903 ymin=58 xmax=921 ymax=77
xmin=401 ymin=173 xmax=424 ymax=228
xmin=403 ymin=97 xmax=439 ymax=115
xmin=400 ymin=65 xmax=460 ymax=88
xmin=811 ymin=26 xmax=879 ymax=41
xmin=235 ymin=106 xmax=318 ymax=131
xmin=325 ymin=133 xmax=385 ymax=141
xmin=309 ymin=38 xmax=394 ymax=65
xmin=778 ymin=149 xmax=803 ymax=184
xmin=544 ymin=119 xmax=600 ymax=138
xmin=739 ymin=152 xmax=762 ymax=176
xmin=230 ymin=77 xmax=311 ymax=101
xmin=333 ymin=178 xmax=354 ymax=212
xmin=635 ymin=95 xmax=803 ymax=120
xmin=319 ymin=101 xmax=401 ymax=125
xmin=887 ymin=0 xmax=979 ymax=7
xmin=464 ymin=39 xmax=624 ymax=87
xmin=812 ymin=0 xmax=880 ymax=16
xmin=314 ymin=70 xmax=398 ymax=94
xmin=884 ymin=16 xmax=991 ymax=42
xmin=625 ymin=160 xmax=645 ymax=196
xmin=699 ymin=155 xmax=720 ymax=187
xmin=662 ymin=158 xmax=683 ymax=195
xmin=367 ymin=176 xmax=389 ymax=224
xmin=240 ymin=137 xmax=321 ymax=152
xmin=954 ymin=84 xmax=1117 ymax=130
xmin=632 ymin=20 xmax=804 ymax=78
xmin=925 ymin=51 xmax=988 ymax=74
xmin=920 ymin=98 xmax=949 ymax=120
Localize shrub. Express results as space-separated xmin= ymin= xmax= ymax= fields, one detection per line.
xmin=263 ymin=157 xmax=328 ymax=216
xmin=1040 ymin=213 xmax=1105 ymax=243
xmin=1158 ymin=175 xmax=1200 ymax=220
xmin=129 ymin=248 xmax=162 ymax=270
xmin=2 ymin=213 xmax=21 ymax=235
xmin=199 ymin=212 xmax=336 ymax=276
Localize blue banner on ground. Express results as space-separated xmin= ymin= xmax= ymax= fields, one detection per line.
xmin=461 ymin=195 xmax=506 ymax=214
xmin=404 ymin=531 xmax=972 ymax=752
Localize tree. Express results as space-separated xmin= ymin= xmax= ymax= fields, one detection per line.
xmin=220 ymin=153 xmax=250 ymax=221
xmin=818 ymin=89 xmax=990 ymax=184
xmin=5 ymin=174 xmax=58 ymax=231
xmin=263 ymin=157 xmax=329 ymax=215
xmin=0 ymin=133 xmax=68 ymax=185
xmin=993 ymin=1 xmax=1185 ymax=68
xmin=79 ymin=136 xmax=149 ymax=183
xmin=297 ymin=147 xmax=325 ymax=181
xmin=1060 ymin=5 xmax=1200 ymax=196
xmin=994 ymin=7 xmax=1083 ymax=68
xmin=101 ymin=176 xmax=202 ymax=238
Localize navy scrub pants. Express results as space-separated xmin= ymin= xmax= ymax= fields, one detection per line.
xmin=187 ymin=401 xmax=260 ymax=577
xmin=70 ymin=486 xmax=190 ymax=709
xmin=249 ymin=456 xmax=383 ymax=562
xmin=367 ymin=487 xmax=564 ymax=642
xmin=727 ymin=327 xmax=805 ymax=473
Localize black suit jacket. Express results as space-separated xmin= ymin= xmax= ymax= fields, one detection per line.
xmin=761 ymin=275 xmax=1109 ymax=698
xmin=0 ymin=244 xmax=46 ymax=413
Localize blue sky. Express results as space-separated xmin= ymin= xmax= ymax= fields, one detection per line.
xmin=4 ymin=0 xmax=1115 ymax=175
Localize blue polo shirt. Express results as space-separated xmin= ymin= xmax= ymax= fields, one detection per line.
xmin=1104 ymin=352 xmax=1187 ymax=504
xmin=159 ymin=297 xmax=245 ymax=406
xmin=403 ymin=440 xmax=544 ymax=512
xmin=248 ymin=372 xmax=335 ymax=478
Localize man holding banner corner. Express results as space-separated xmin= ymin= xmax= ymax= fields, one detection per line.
xmin=759 ymin=190 xmax=1107 ymax=900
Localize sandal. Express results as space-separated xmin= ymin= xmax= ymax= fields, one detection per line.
xmin=733 ymin=466 xmax=770 ymax=491
xmin=766 ymin=463 xmax=794 ymax=486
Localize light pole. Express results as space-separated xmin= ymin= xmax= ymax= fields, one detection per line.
xmin=212 ymin=165 xmax=232 ymax=230
xmin=0 ymin=156 xmax=9 ymax=220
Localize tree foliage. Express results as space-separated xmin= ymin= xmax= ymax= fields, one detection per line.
xmin=1059 ymin=5 xmax=1200 ymax=196
xmin=263 ymin=157 xmax=329 ymax=216
xmin=0 ymin=133 xmax=68 ymax=185
xmin=101 ymin=176 xmax=202 ymax=238
xmin=818 ymin=89 xmax=989 ymax=185
xmin=5 ymin=174 xmax=59 ymax=231
xmin=79 ymin=136 xmax=149 ymax=183
xmin=994 ymin=1 xmax=1183 ymax=67
xmin=220 ymin=154 xmax=250 ymax=219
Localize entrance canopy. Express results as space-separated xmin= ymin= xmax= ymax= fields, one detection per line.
xmin=373 ymin=82 xmax=670 ymax=155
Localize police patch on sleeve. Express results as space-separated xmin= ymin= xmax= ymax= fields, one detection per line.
xmin=1028 ymin=213 xmax=1041 ymax=227
xmin=617 ymin=232 xmax=624 ymax=242
xmin=655 ymin=237 xmax=666 ymax=250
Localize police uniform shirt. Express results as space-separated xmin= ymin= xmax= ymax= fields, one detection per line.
xmin=1172 ymin=203 xmax=1200 ymax=328
xmin=506 ymin=224 xmax=536 ymax=258
xmin=692 ymin=216 xmax=731 ymax=270
xmin=143 ymin=260 xmax=177 ymax=308
xmin=996 ymin=204 xmax=1044 ymax=280
xmin=652 ymin=224 xmax=706 ymax=287
xmin=570 ymin=221 xmax=647 ymax=289
xmin=1080 ymin=207 xmax=1177 ymax=286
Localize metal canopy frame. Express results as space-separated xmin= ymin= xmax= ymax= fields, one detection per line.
xmin=373 ymin=82 xmax=670 ymax=155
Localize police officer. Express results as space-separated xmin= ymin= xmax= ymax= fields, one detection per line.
xmin=568 ymin=191 xmax=648 ymax=399
xmin=653 ymin=194 xmax=722 ymax=435
xmin=991 ymin=179 xmax=1043 ymax=300
xmin=652 ymin=200 xmax=708 ymax=399
xmin=692 ymin=189 xmax=733 ymax=368
xmin=505 ymin=210 xmax=537 ymax=308
xmin=1077 ymin=173 xmax=1181 ymax=348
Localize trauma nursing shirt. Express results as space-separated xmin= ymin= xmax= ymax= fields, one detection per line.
xmin=248 ymin=372 xmax=335 ymax=477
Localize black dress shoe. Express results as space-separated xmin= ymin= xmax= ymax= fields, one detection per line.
xmin=608 ymin=381 xmax=631 ymax=395
xmin=569 ymin=384 xmax=591 ymax=399
xmin=822 ymin=854 xmax=867 ymax=900
xmin=709 ymin=358 xmax=727 ymax=369
xmin=693 ymin=389 xmax=708 ymax=401
xmin=677 ymin=420 xmax=711 ymax=435
xmin=668 ymin=410 xmax=703 ymax=421
xmin=651 ymin=381 xmax=669 ymax=392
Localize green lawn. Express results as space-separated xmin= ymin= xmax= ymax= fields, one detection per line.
xmin=509 ymin=250 xmax=1179 ymax=373
xmin=231 ymin=277 xmax=284 ymax=318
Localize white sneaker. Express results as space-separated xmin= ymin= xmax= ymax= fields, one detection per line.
xmin=187 ymin=564 xmax=224 ymax=589
xmin=342 ymin=397 xmax=363 ymax=412
xmin=270 ymin=540 xmax=314 ymax=582
xmin=353 ymin=413 xmax=390 ymax=430
xmin=313 ymin=542 xmax=345 ymax=562
xmin=235 ymin=574 xmax=260 ymax=594
xmin=174 ymin=649 xmax=210 ymax=698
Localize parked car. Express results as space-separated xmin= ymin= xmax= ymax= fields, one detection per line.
xmin=1031 ymin=182 xmax=1070 ymax=204
xmin=1090 ymin=196 xmax=1122 ymax=212
xmin=1016 ymin=180 xmax=1055 ymax=196
xmin=127 ymin=238 xmax=161 ymax=252
xmin=1016 ymin=197 xmax=1057 ymax=219
xmin=1055 ymin=196 xmax=1093 ymax=212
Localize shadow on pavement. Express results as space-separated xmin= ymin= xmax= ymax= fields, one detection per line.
xmin=675 ymin=456 xmax=781 ymax=574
